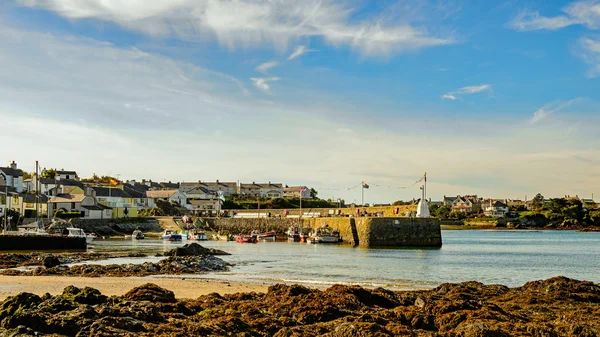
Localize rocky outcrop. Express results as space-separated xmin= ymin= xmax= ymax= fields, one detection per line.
xmin=0 ymin=277 xmax=598 ymax=336
xmin=163 ymin=242 xmax=230 ymax=257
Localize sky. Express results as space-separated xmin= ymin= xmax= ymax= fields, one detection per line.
xmin=0 ymin=0 xmax=599 ymax=204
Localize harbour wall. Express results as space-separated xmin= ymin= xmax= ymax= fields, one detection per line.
xmin=203 ymin=217 xmax=442 ymax=248
xmin=223 ymin=205 xmax=417 ymax=217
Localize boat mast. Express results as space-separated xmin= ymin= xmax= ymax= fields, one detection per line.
xmin=35 ymin=161 xmax=39 ymax=224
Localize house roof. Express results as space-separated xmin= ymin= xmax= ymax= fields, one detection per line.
xmin=181 ymin=181 xmax=237 ymax=189
xmin=38 ymin=178 xmax=57 ymax=185
xmin=123 ymin=184 xmax=147 ymax=198
xmin=240 ymin=183 xmax=283 ymax=189
xmin=491 ymin=200 xmax=508 ymax=208
xmin=49 ymin=194 xmax=87 ymax=203
xmin=146 ymin=190 xmax=180 ymax=199
xmin=93 ymin=187 xmax=132 ymax=198
xmin=284 ymin=186 xmax=308 ymax=192
xmin=0 ymin=167 xmax=23 ymax=177
xmin=21 ymin=194 xmax=49 ymax=203
xmin=187 ymin=186 xmax=212 ymax=195
xmin=58 ymin=179 xmax=84 ymax=188
xmin=159 ymin=182 xmax=180 ymax=189
xmin=443 ymin=196 xmax=457 ymax=202
xmin=82 ymin=204 xmax=112 ymax=211
xmin=56 ymin=170 xmax=77 ymax=175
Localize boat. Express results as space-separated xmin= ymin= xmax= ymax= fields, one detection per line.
xmin=161 ymin=230 xmax=182 ymax=241
xmin=251 ymin=230 xmax=277 ymax=241
xmin=189 ymin=230 xmax=208 ymax=241
xmin=22 ymin=220 xmax=49 ymax=236
xmin=299 ymin=227 xmax=312 ymax=243
xmin=236 ymin=234 xmax=258 ymax=243
xmin=286 ymin=226 xmax=301 ymax=242
xmin=307 ymin=224 xmax=341 ymax=244
xmin=66 ymin=227 xmax=96 ymax=244
xmin=180 ymin=232 xmax=189 ymax=240
xmin=132 ymin=230 xmax=144 ymax=240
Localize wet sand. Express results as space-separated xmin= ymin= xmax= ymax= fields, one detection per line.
xmin=0 ymin=275 xmax=268 ymax=300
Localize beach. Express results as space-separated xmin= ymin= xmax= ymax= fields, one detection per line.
xmin=0 ymin=275 xmax=268 ymax=300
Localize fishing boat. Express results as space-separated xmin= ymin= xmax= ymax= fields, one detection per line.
xmin=299 ymin=227 xmax=312 ymax=243
xmin=251 ymin=230 xmax=277 ymax=241
xmin=67 ymin=227 xmax=96 ymax=244
xmin=132 ymin=230 xmax=144 ymax=240
xmin=236 ymin=234 xmax=258 ymax=243
xmin=161 ymin=230 xmax=182 ymax=241
xmin=180 ymin=232 xmax=189 ymax=240
xmin=307 ymin=224 xmax=341 ymax=244
xmin=286 ymin=226 xmax=301 ymax=242
xmin=189 ymin=230 xmax=208 ymax=241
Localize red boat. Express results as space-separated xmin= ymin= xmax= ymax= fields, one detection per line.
xmin=236 ymin=234 xmax=258 ymax=243
xmin=251 ymin=230 xmax=277 ymax=241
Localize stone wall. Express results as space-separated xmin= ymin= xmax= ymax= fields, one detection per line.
xmin=203 ymin=216 xmax=441 ymax=248
xmin=223 ymin=205 xmax=417 ymax=217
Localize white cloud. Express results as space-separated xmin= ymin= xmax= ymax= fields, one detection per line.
xmin=441 ymin=84 xmax=491 ymax=100
xmin=255 ymin=61 xmax=279 ymax=73
xmin=578 ymin=37 xmax=600 ymax=77
xmin=17 ymin=0 xmax=454 ymax=57
xmin=251 ymin=77 xmax=280 ymax=94
xmin=530 ymin=99 xmax=580 ymax=124
xmin=288 ymin=45 xmax=315 ymax=60
xmin=508 ymin=1 xmax=600 ymax=31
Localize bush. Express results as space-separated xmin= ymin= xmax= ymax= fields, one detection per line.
xmin=54 ymin=210 xmax=82 ymax=219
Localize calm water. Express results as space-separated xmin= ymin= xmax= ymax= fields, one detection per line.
xmin=90 ymin=230 xmax=600 ymax=289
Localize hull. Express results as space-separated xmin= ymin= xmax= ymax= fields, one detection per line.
xmin=287 ymin=234 xmax=300 ymax=242
xmin=309 ymin=235 xmax=340 ymax=244
xmin=190 ymin=234 xmax=208 ymax=241
xmin=85 ymin=235 xmax=96 ymax=244
xmin=236 ymin=236 xmax=258 ymax=243
xmin=161 ymin=235 xmax=182 ymax=241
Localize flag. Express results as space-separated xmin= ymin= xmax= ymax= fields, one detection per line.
xmin=362 ymin=183 xmax=369 ymax=189
xmin=300 ymin=187 xmax=307 ymax=192
xmin=110 ymin=178 xmax=119 ymax=186
xmin=218 ymin=191 xmax=225 ymax=201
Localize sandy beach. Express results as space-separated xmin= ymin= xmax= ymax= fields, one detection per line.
xmin=0 ymin=275 xmax=268 ymax=300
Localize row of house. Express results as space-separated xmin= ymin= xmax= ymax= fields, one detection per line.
xmin=1 ymin=161 xmax=313 ymax=219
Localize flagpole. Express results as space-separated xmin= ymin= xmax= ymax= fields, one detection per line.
xmin=361 ymin=181 xmax=364 ymax=206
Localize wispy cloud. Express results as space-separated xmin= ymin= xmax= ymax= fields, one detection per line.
xmin=18 ymin=0 xmax=455 ymax=57
xmin=255 ymin=61 xmax=279 ymax=73
xmin=578 ymin=37 xmax=600 ymax=77
xmin=288 ymin=45 xmax=315 ymax=60
xmin=441 ymin=84 xmax=492 ymax=101
xmin=508 ymin=1 xmax=600 ymax=31
xmin=251 ymin=77 xmax=280 ymax=94
xmin=530 ymin=99 xmax=580 ymax=124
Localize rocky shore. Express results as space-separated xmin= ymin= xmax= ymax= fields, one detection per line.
xmin=0 ymin=276 xmax=598 ymax=336
xmin=0 ymin=243 xmax=231 ymax=278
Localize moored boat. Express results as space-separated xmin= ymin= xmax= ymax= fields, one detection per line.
xmin=251 ymin=230 xmax=277 ymax=241
xmin=308 ymin=224 xmax=341 ymax=244
xmin=236 ymin=234 xmax=258 ymax=243
xmin=189 ymin=230 xmax=208 ymax=241
xmin=132 ymin=230 xmax=144 ymax=240
xmin=286 ymin=226 xmax=301 ymax=242
xmin=299 ymin=227 xmax=312 ymax=243
xmin=67 ymin=227 xmax=96 ymax=244
xmin=161 ymin=230 xmax=182 ymax=241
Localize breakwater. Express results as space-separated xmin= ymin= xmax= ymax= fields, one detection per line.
xmin=203 ymin=217 xmax=442 ymax=248
xmin=223 ymin=205 xmax=417 ymax=217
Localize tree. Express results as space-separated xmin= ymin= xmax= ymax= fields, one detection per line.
xmin=531 ymin=193 xmax=544 ymax=210
xmin=23 ymin=172 xmax=33 ymax=180
xmin=40 ymin=168 xmax=57 ymax=179
xmin=432 ymin=205 xmax=452 ymax=219
xmin=309 ymin=188 xmax=318 ymax=199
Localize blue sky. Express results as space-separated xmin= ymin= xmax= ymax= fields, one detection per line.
xmin=1 ymin=0 xmax=599 ymax=203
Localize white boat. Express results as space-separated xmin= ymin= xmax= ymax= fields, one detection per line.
xmin=161 ymin=230 xmax=182 ymax=241
xmin=132 ymin=230 xmax=144 ymax=240
xmin=66 ymin=227 xmax=96 ymax=244
xmin=308 ymin=224 xmax=341 ymax=244
xmin=189 ymin=230 xmax=208 ymax=241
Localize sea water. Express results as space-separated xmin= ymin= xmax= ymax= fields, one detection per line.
xmin=90 ymin=230 xmax=600 ymax=289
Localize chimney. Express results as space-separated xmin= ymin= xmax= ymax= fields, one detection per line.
xmin=9 ymin=161 xmax=17 ymax=170
xmin=216 ymin=179 xmax=219 ymax=183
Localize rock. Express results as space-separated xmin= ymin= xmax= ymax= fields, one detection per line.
xmin=164 ymin=243 xmax=230 ymax=257
xmin=60 ymin=286 xmax=107 ymax=305
xmin=122 ymin=283 xmax=176 ymax=303
xmin=42 ymin=256 xmax=61 ymax=269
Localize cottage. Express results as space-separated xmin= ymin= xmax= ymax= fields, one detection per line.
xmin=55 ymin=170 xmax=79 ymax=181
xmin=189 ymin=199 xmax=220 ymax=214
xmin=239 ymin=182 xmax=283 ymax=198
xmin=180 ymin=181 xmax=237 ymax=197
xmin=48 ymin=193 xmax=97 ymax=216
xmin=283 ymin=186 xmax=311 ymax=199
xmin=146 ymin=189 xmax=187 ymax=207
xmin=451 ymin=195 xmax=482 ymax=213
xmin=93 ymin=187 xmax=137 ymax=218
xmin=0 ymin=161 xmax=24 ymax=193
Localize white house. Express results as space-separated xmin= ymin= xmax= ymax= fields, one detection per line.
xmin=180 ymin=181 xmax=237 ymax=197
xmin=0 ymin=161 xmax=24 ymax=193
xmin=239 ymin=182 xmax=283 ymax=198
xmin=146 ymin=189 xmax=187 ymax=207
xmin=27 ymin=177 xmax=58 ymax=195
xmin=48 ymin=193 xmax=97 ymax=216
xmin=484 ymin=201 xmax=509 ymax=218
xmin=283 ymin=186 xmax=311 ymax=199
xmin=55 ymin=170 xmax=78 ymax=181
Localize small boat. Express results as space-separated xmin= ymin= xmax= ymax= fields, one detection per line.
xmin=251 ymin=230 xmax=277 ymax=241
xmin=67 ymin=227 xmax=96 ymax=244
xmin=236 ymin=234 xmax=258 ymax=243
xmin=286 ymin=226 xmax=301 ymax=242
xmin=308 ymin=224 xmax=341 ymax=244
xmin=189 ymin=230 xmax=208 ymax=241
xmin=180 ymin=232 xmax=189 ymax=240
xmin=299 ymin=227 xmax=312 ymax=243
xmin=161 ymin=230 xmax=182 ymax=241
xmin=132 ymin=230 xmax=145 ymax=240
